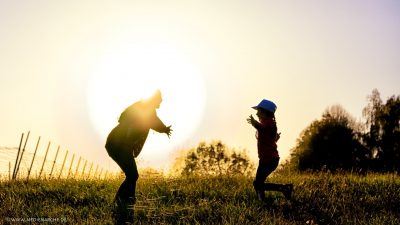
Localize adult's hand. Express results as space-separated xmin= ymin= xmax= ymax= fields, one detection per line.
xmin=165 ymin=125 xmax=173 ymax=138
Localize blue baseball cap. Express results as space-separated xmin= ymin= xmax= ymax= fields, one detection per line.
xmin=252 ymin=99 xmax=277 ymax=113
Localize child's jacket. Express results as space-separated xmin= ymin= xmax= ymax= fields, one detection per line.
xmin=251 ymin=117 xmax=279 ymax=162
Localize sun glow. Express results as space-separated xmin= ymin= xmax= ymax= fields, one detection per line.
xmin=86 ymin=43 xmax=206 ymax=167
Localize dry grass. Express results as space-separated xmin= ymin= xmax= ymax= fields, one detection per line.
xmin=1 ymin=172 xmax=399 ymax=224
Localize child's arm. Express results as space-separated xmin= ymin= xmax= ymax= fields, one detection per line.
xmin=247 ymin=115 xmax=262 ymax=129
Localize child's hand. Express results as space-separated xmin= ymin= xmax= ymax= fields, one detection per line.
xmin=247 ymin=115 xmax=255 ymax=124
xmin=276 ymin=132 xmax=281 ymax=141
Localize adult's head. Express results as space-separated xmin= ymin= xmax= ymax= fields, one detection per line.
xmin=145 ymin=89 xmax=163 ymax=109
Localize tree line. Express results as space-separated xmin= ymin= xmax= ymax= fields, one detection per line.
xmin=176 ymin=89 xmax=399 ymax=175
xmin=288 ymin=89 xmax=400 ymax=173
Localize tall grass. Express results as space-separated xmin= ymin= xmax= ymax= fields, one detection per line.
xmin=1 ymin=172 xmax=399 ymax=224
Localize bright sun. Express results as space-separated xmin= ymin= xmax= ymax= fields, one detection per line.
xmin=86 ymin=42 xmax=206 ymax=167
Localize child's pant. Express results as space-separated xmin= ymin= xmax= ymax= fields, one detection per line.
xmin=253 ymin=157 xmax=279 ymax=191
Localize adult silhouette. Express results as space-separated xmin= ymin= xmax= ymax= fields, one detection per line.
xmin=105 ymin=90 xmax=172 ymax=223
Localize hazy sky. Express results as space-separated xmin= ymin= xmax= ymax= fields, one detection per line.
xmin=1 ymin=1 xmax=399 ymax=173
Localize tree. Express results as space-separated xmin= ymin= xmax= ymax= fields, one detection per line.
xmin=362 ymin=89 xmax=384 ymax=161
xmin=290 ymin=105 xmax=367 ymax=171
xmin=363 ymin=89 xmax=400 ymax=172
xmin=180 ymin=141 xmax=254 ymax=176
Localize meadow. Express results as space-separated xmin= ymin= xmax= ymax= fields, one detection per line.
xmin=1 ymin=172 xmax=399 ymax=224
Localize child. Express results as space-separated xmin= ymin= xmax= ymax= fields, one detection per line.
xmin=247 ymin=99 xmax=293 ymax=201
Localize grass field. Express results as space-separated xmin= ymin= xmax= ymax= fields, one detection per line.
xmin=1 ymin=172 xmax=399 ymax=224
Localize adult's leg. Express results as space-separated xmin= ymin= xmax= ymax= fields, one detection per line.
xmin=113 ymin=152 xmax=139 ymax=203
xmin=108 ymin=149 xmax=139 ymax=223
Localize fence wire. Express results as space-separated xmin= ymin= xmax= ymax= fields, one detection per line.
xmin=0 ymin=133 xmax=113 ymax=181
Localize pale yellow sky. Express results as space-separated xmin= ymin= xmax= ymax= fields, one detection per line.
xmin=1 ymin=1 xmax=399 ymax=173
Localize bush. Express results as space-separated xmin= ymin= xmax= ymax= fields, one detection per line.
xmin=179 ymin=141 xmax=254 ymax=176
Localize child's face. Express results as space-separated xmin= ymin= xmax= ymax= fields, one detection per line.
xmin=256 ymin=110 xmax=265 ymax=119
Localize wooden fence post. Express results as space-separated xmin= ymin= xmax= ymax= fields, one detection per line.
xmin=74 ymin=157 xmax=82 ymax=178
xmin=87 ymin=162 xmax=93 ymax=179
xmin=81 ymin=160 xmax=87 ymax=178
xmin=38 ymin=141 xmax=51 ymax=179
xmin=93 ymin=165 xmax=99 ymax=179
xmin=59 ymin=150 xmax=68 ymax=179
xmin=15 ymin=131 xmax=30 ymax=179
xmin=9 ymin=132 xmax=112 ymax=181
xmin=27 ymin=136 xmax=41 ymax=181
xmin=12 ymin=133 xmax=24 ymax=180
xmin=98 ymin=168 xmax=103 ymax=179
xmin=67 ymin=154 xmax=75 ymax=179
xmin=49 ymin=145 xmax=60 ymax=178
